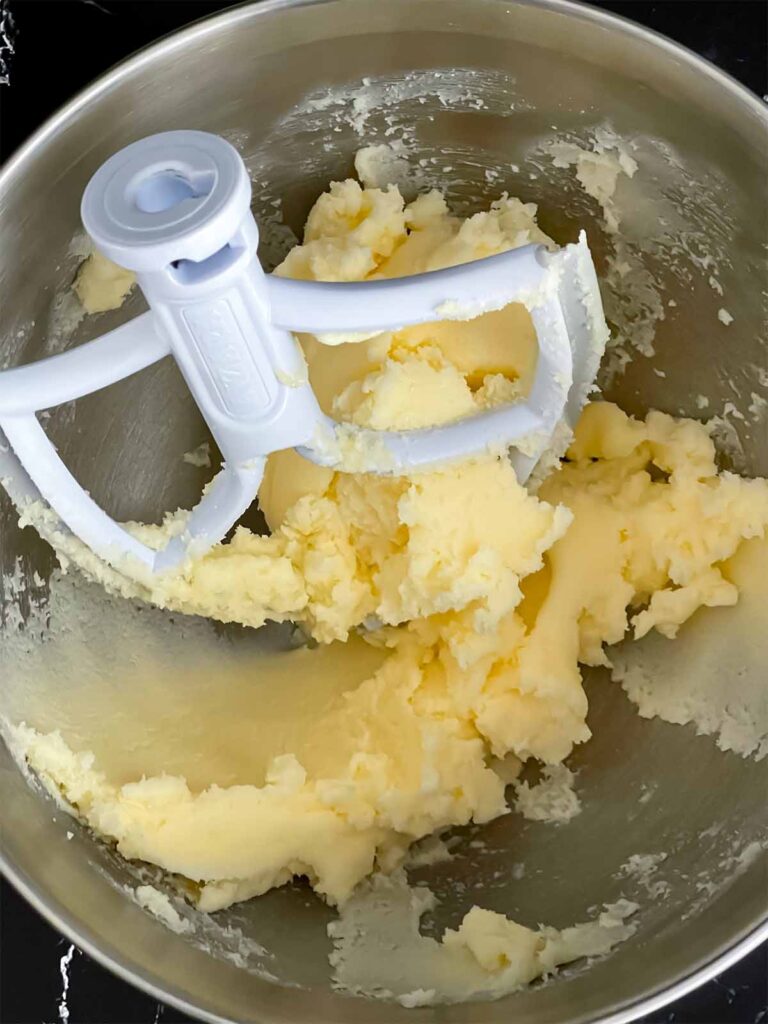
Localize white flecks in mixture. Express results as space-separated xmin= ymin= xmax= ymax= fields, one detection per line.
xmin=718 ymin=307 xmax=735 ymax=326
xmin=182 ymin=442 xmax=212 ymax=469
xmin=686 ymin=836 xmax=767 ymax=915
xmin=747 ymin=392 xmax=768 ymax=423
xmin=706 ymin=408 xmax=748 ymax=472
xmin=131 ymin=884 xmax=193 ymax=935
xmin=726 ymin=839 xmax=764 ymax=873
xmin=298 ymin=69 xmax=506 ymax=137
xmin=617 ymin=853 xmax=670 ymax=900
xmin=45 ymin=289 xmax=87 ymax=355
xmin=722 ymin=401 xmax=746 ymax=423
xmin=354 ymin=142 xmax=412 ymax=191
xmin=514 ymin=764 xmax=582 ymax=824
xmin=639 ymin=782 xmax=657 ymax=805
xmin=405 ymin=834 xmax=457 ymax=869
xmin=0 ymin=557 xmax=49 ymax=635
xmin=544 ymin=128 xmax=638 ymax=233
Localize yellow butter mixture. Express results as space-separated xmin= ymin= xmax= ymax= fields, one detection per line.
xmin=5 ymin=174 xmax=768 ymax=1000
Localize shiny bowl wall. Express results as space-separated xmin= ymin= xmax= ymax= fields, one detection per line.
xmin=1 ymin=1 xmax=766 ymax=1022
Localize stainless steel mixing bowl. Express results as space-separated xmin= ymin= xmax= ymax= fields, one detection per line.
xmin=1 ymin=1 xmax=766 ymax=1021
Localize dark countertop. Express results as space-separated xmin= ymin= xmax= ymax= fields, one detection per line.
xmin=0 ymin=2 xmax=766 ymax=1022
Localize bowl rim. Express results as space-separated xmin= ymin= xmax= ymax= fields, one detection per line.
xmin=1 ymin=0 xmax=766 ymax=1021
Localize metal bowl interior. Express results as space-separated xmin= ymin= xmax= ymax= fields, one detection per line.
xmin=1 ymin=1 xmax=766 ymax=1022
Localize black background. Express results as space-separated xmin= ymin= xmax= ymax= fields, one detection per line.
xmin=0 ymin=2 xmax=767 ymax=1022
